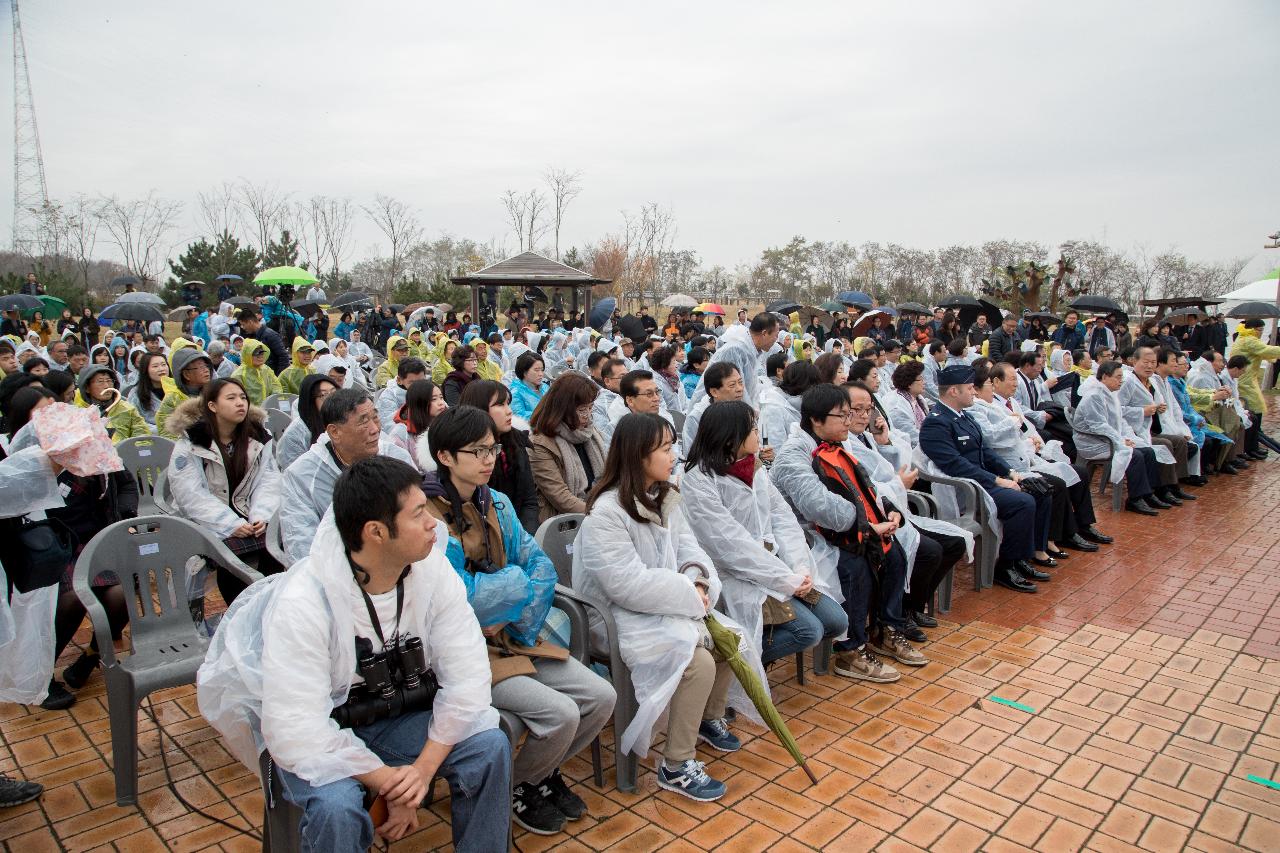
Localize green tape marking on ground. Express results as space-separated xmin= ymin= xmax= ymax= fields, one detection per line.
xmin=1247 ymin=774 xmax=1280 ymax=791
xmin=988 ymin=696 xmax=1036 ymax=713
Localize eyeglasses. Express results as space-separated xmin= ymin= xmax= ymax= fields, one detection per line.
xmin=822 ymin=409 xmax=854 ymax=422
xmin=848 ymin=406 xmax=874 ymax=415
xmin=630 ymin=389 xmax=661 ymax=398
xmin=457 ymin=444 xmax=501 ymax=461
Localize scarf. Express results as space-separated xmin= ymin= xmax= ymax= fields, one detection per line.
xmin=897 ymin=389 xmax=926 ymax=429
xmin=726 ymin=454 xmax=756 ymax=488
xmin=554 ymin=422 xmax=604 ymax=501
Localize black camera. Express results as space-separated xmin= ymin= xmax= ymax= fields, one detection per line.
xmin=331 ymin=636 xmax=438 ymax=729
xmin=465 ymin=556 xmax=502 ymax=575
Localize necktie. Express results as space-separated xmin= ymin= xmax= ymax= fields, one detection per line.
xmin=1005 ymin=398 xmax=1014 ymax=412
xmin=860 ymin=433 xmax=873 ymax=449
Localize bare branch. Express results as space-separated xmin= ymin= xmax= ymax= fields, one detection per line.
xmin=501 ymin=190 xmax=528 ymax=252
xmin=95 ymin=191 xmax=183 ymax=286
xmin=544 ymin=167 xmax=582 ymax=260
xmin=197 ymin=182 xmax=242 ymax=241
xmin=236 ymin=180 xmax=291 ymax=259
xmin=362 ymin=194 xmax=424 ymax=296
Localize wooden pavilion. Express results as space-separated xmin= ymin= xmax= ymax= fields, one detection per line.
xmin=451 ymin=251 xmax=612 ymax=322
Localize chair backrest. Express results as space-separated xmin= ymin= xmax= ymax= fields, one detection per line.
xmin=115 ymin=435 xmax=176 ymax=504
xmin=265 ymin=408 xmax=293 ymax=441
xmin=72 ymin=515 xmax=261 ymax=667
xmin=533 ymin=513 xmax=585 ymax=586
xmin=153 ymin=469 xmax=175 ymax=514
xmin=262 ymin=393 xmax=298 ymax=415
xmin=669 ymin=409 xmax=686 ymax=435
xmin=265 ymin=509 xmax=291 ymax=569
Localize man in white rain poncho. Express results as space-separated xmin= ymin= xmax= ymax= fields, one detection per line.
xmin=1117 ymin=346 xmax=1195 ymax=507
xmin=198 ymin=457 xmax=509 ymax=852
xmin=688 ymin=312 xmax=781 ymax=412
xmin=1071 ymin=360 xmax=1167 ymax=515
xmin=279 ymin=389 xmax=414 ymax=564
xmin=1186 ymin=349 xmax=1248 ymax=473
xmin=375 ymin=357 xmax=427 ymax=433
xmin=771 ymin=384 xmax=922 ymax=684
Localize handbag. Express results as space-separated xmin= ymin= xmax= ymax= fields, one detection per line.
xmin=9 ymin=517 xmax=76 ymax=593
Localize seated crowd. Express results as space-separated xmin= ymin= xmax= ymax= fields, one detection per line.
xmin=0 ymin=302 xmax=1277 ymax=850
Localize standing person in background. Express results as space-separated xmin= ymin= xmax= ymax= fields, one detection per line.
xmin=80 ymin=309 xmax=100 ymax=348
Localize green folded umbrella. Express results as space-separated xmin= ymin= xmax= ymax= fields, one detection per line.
xmin=704 ymin=613 xmax=819 ymax=785
xmin=254 ymin=265 xmax=318 ymax=287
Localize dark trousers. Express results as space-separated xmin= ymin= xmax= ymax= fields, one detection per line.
xmin=989 ymin=485 xmax=1051 ymax=561
xmin=833 ymin=541 xmax=908 ymax=651
xmin=1245 ymin=411 xmax=1263 ymax=455
xmin=1124 ymin=447 xmax=1158 ymax=500
xmin=905 ymin=530 xmax=967 ymax=614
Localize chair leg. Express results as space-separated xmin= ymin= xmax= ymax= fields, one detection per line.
xmin=1113 ymin=477 xmax=1124 ymax=512
xmin=104 ymin=674 xmax=139 ymax=806
xmin=937 ymin=567 xmax=953 ymax=614
xmin=591 ymin=737 xmax=604 ymax=788
xmin=814 ymin=638 xmax=831 ymax=676
xmin=795 ymin=650 xmax=806 ymax=685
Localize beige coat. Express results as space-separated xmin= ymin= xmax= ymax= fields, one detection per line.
xmin=528 ymin=429 xmax=604 ymax=522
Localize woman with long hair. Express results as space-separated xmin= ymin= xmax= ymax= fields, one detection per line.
xmin=126 ymin=352 xmax=169 ymax=427
xmin=682 ymin=400 xmax=846 ymax=670
xmin=28 ymin=310 xmax=51 ymax=347
xmin=390 ymin=377 xmax=447 ymax=472
xmin=527 ymin=372 xmax=606 ymax=521
xmin=56 ymin=307 xmax=75 ymax=335
xmin=274 ymin=373 xmax=339 ymax=472
xmin=759 ymin=360 xmax=819 ymax=448
xmin=934 ymin=310 xmax=961 ymax=345
xmin=572 ymin=412 xmax=740 ymax=802
xmin=5 ymin=385 xmax=138 ymax=709
xmin=458 ymin=379 xmax=540 ymax=533
xmin=814 ymin=351 xmax=848 ymax=385
xmin=165 ymin=377 xmax=283 ymax=605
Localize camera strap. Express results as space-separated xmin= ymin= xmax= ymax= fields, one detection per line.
xmin=356 ymin=564 xmax=411 ymax=652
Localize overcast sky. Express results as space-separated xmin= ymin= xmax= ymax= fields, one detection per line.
xmin=4 ymin=1 xmax=1278 ymax=271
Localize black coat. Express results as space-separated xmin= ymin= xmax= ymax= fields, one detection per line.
xmin=489 ymin=429 xmax=540 ymax=535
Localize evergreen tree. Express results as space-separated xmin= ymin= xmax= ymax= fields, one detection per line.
xmin=262 ymin=229 xmax=303 ymax=269
xmin=164 ymin=232 xmax=258 ymax=306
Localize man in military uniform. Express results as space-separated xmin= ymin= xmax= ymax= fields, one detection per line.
xmin=919 ymin=365 xmax=1051 ymax=593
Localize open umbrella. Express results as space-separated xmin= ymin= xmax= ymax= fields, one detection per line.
xmin=894 ymin=301 xmax=932 ymax=315
xmin=1069 ymin=295 xmax=1123 ymax=314
xmin=958 ymin=298 xmax=1004 ymax=330
xmin=836 ymin=290 xmax=874 ymax=309
xmin=0 ymin=293 xmax=43 ymax=313
xmin=109 ymin=274 xmax=141 ymax=290
xmin=589 ymin=297 xmax=617 ymax=332
xmin=704 ymin=614 xmax=818 ymax=785
xmin=818 ymin=300 xmax=847 ymax=314
xmin=225 ymin=295 xmax=256 ymax=307
xmin=851 ymin=309 xmax=895 ymax=337
xmin=254 ymin=265 xmax=319 ymax=287
xmin=23 ymin=294 xmax=66 ymax=318
xmin=436 ymin=302 xmax=454 ymax=313
xmin=616 ymin=315 xmax=648 ymax=341
xmin=1227 ymin=301 xmax=1280 ymax=319
xmin=695 ymin=302 xmax=725 ymax=316
xmin=167 ymin=305 xmax=198 ymax=321
xmin=115 ymin=291 xmax=166 ymax=306
xmin=214 ymin=274 xmax=244 ymax=283
xmin=1164 ymin=307 xmax=1206 ymax=324
xmin=937 ymin=294 xmax=980 ymax=310
xmin=766 ymin=299 xmax=803 ymax=316
xmin=661 ymin=293 xmax=698 ymax=309
xmin=291 ymin=298 xmax=327 ymax=318
xmin=1024 ymin=310 xmax=1062 ymax=324
xmin=329 ymin=291 xmax=374 ymax=311
xmin=99 ymin=302 xmax=164 ymax=324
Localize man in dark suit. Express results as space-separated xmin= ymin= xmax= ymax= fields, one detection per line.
xmin=918 ymin=365 xmax=1052 ymax=593
xmin=987 ymin=314 xmax=1023 ymax=362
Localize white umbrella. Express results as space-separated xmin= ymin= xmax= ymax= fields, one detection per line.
xmin=661 ymin=293 xmax=698 ymax=308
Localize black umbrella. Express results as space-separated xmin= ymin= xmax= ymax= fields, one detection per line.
xmin=215 ymin=274 xmax=244 ymax=283
xmin=388 ymin=303 xmax=407 ymax=314
xmin=330 ymin=291 xmax=374 ymax=310
xmin=110 ymin=274 xmax=141 ymax=290
xmin=115 ymin=291 xmax=166 ymax=306
xmin=938 ymin=293 xmax=980 ymax=310
xmin=589 ymin=297 xmax=617 ymax=332
xmin=958 ymin=298 xmax=1004 ymax=329
xmin=1227 ymin=301 xmax=1280 ymax=320
xmin=291 ymin=298 xmax=326 ymax=317
xmin=894 ymin=301 xmax=931 ymax=315
xmin=617 ymin=314 xmax=648 ymax=341
xmin=225 ymin=295 xmax=256 ymax=307
xmin=1069 ymin=295 xmax=1123 ymax=314
xmin=1024 ymin=311 xmax=1062 ymax=324
xmin=766 ymin=299 xmax=803 ymax=316
xmin=99 ymin=302 xmax=164 ymax=324
xmin=0 ymin=293 xmax=44 ymax=312
xmin=1164 ymin=307 xmax=1206 ymax=324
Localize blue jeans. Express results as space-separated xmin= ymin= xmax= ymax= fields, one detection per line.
xmin=276 ymin=712 xmax=511 ymax=853
xmin=760 ymin=592 xmax=848 ymax=664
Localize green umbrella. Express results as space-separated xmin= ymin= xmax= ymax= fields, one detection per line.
xmin=704 ymin=613 xmax=819 ymax=785
xmin=818 ymin=300 xmax=846 ymax=313
xmin=254 ymin=265 xmax=318 ymax=287
xmin=23 ymin=294 xmax=66 ymax=319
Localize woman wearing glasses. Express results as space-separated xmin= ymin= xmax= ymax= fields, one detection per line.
xmin=425 ymin=406 xmax=616 ymax=836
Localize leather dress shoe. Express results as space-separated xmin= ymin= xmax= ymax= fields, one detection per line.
xmin=911 ymin=610 xmax=938 ymax=629
xmin=1172 ymin=487 xmax=1197 ymax=501
xmin=1147 ymin=494 xmax=1173 ymax=509
xmin=1014 ymin=560 xmax=1051 ymax=581
xmin=899 ymin=623 xmax=927 ymax=643
xmin=1180 ymin=475 xmax=1207 ymax=487
xmin=1159 ymin=491 xmax=1183 ymax=506
xmin=1064 ymin=534 xmax=1100 ymax=551
xmin=995 ymin=565 xmax=1037 ymax=592
xmin=1031 ymin=556 xmax=1059 ymax=569
xmin=1082 ymin=526 xmax=1113 ymax=544
xmin=1249 ymin=449 xmax=1268 ymax=460
xmin=1219 ymin=462 xmax=1240 ymax=475
xmin=1233 ymin=458 xmax=1251 ymax=468
xmin=1126 ymin=499 xmax=1159 ymax=516
xmin=1046 ymin=547 xmax=1070 ymax=559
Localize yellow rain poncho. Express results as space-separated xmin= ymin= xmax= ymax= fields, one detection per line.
xmin=375 ymin=335 xmax=407 ymax=389
xmin=406 ymin=329 xmax=427 ymax=360
xmin=1232 ymin=325 xmax=1280 ymax=412
xmin=74 ymin=366 xmax=150 ymax=443
xmin=471 ymin=340 xmax=502 ymax=382
xmin=232 ymin=339 xmax=282 ymax=405
xmin=431 ymin=337 xmax=459 ymax=385
xmin=277 ymin=337 xmax=316 ymax=395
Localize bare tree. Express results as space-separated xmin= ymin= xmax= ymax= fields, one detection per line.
xmin=524 ymin=189 xmax=549 ymax=253
xmin=96 ymin=191 xmax=182 ymax=286
xmin=65 ymin=195 xmax=100 ymax=295
xmin=237 ymin=181 xmax=291 ymax=261
xmin=501 ymin=190 xmax=529 ymax=252
xmin=362 ymin=194 xmax=423 ymax=295
xmin=197 ymin=181 xmax=242 ymax=241
xmin=295 ymin=198 xmax=329 ymax=275
xmin=544 ymin=167 xmax=582 ymax=260
xmin=315 ymin=197 xmax=356 ymax=281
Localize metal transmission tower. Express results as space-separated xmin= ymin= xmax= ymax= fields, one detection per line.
xmin=10 ymin=0 xmax=48 ymax=254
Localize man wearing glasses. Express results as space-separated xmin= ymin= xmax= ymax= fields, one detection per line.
xmin=279 ymin=388 xmax=416 ymax=564
xmin=605 ymin=369 xmax=680 ymax=454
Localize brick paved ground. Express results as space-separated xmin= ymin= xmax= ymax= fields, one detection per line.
xmin=3 ymin=421 xmax=1279 ymax=851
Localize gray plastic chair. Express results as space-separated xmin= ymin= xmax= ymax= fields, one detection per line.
xmin=535 ymin=513 xmax=639 ymax=792
xmin=669 ymin=409 xmax=686 ymax=437
xmin=152 ymin=468 xmax=175 ymax=515
xmin=1085 ymin=458 xmax=1125 ymax=512
xmin=265 ymin=510 xmax=291 ymax=569
xmin=265 ymin=408 xmax=293 ymax=442
xmin=914 ymin=470 xmax=997 ymax=591
xmin=907 ymin=490 xmax=953 ymax=613
xmin=115 ymin=435 xmax=175 ymax=516
xmin=262 ymin=393 xmax=298 ymax=415
xmin=74 ymin=515 xmax=262 ymax=806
